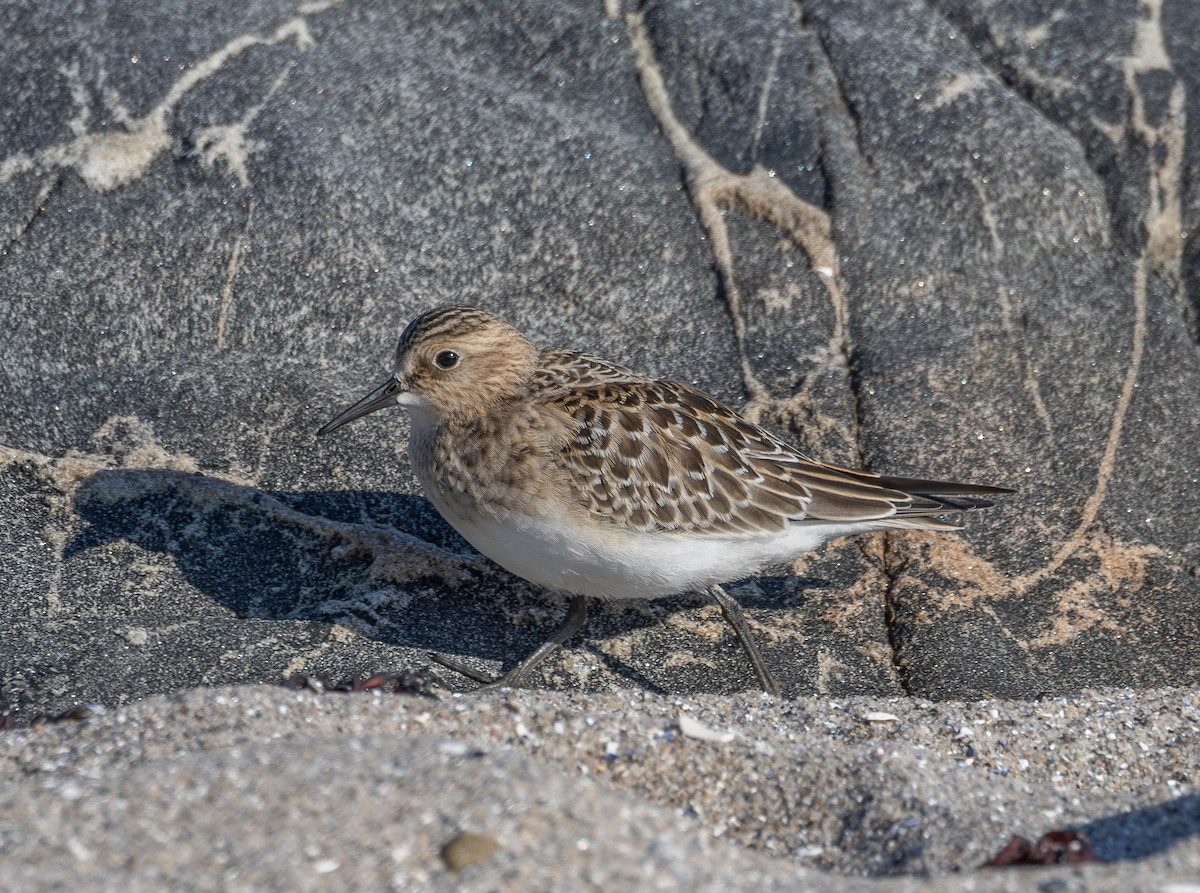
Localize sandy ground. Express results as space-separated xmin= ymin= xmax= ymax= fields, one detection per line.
xmin=1 ymin=683 xmax=1197 ymax=891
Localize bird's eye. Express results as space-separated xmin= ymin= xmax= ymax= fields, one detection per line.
xmin=434 ymin=350 xmax=460 ymax=370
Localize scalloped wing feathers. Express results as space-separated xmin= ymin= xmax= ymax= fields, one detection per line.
xmin=542 ymin=372 xmax=975 ymax=538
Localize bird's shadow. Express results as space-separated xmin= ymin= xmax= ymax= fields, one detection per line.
xmin=64 ymin=468 xmax=826 ymax=688
xmin=1080 ymin=793 xmax=1200 ymax=863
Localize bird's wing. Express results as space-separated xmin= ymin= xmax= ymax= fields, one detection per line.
xmin=543 ymin=378 xmax=995 ymax=538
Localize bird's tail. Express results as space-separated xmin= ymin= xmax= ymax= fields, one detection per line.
xmin=845 ymin=471 xmax=1014 ymax=530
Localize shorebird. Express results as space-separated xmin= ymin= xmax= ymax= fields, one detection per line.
xmin=318 ymin=305 xmax=1011 ymax=694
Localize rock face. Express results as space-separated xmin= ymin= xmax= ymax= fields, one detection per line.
xmin=3 ymin=0 xmax=1200 ymax=719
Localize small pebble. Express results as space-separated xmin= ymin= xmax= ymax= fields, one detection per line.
xmin=441 ymin=832 xmax=497 ymax=871
xmin=678 ymin=712 xmax=735 ymax=743
xmin=864 ymin=711 xmax=900 ymax=723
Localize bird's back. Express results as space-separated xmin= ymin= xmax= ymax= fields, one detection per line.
xmin=527 ymin=349 xmax=1008 ymax=540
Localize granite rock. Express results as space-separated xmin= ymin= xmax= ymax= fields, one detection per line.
xmin=2 ymin=0 xmax=1198 ymax=717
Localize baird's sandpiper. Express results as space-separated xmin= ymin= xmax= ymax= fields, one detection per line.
xmin=319 ymin=305 xmax=1011 ymax=695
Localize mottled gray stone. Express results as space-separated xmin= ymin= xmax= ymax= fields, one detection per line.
xmin=1 ymin=0 xmax=1198 ymax=726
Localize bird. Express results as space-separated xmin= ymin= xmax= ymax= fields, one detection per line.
xmin=317 ymin=305 xmax=1012 ymax=695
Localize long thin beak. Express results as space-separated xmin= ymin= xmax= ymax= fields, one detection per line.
xmin=317 ymin=375 xmax=404 ymax=436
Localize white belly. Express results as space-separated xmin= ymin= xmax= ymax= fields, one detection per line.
xmin=405 ymin=414 xmax=874 ymax=598
xmin=430 ymin=494 xmax=868 ymax=599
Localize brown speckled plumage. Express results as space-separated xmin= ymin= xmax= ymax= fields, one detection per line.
xmin=388 ymin=309 xmax=1003 ymax=538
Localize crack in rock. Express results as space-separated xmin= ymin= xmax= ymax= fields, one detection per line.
xmin=0 ymin=11 xmax=322 ymax=193
xmin=624 ymin=11 xmax=853 ymax=439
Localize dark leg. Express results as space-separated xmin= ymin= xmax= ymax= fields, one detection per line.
xmin=707 ymin=585 xmax=780 ymax=696
xmin=430 ymin=594 xmax=588 ymax=690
